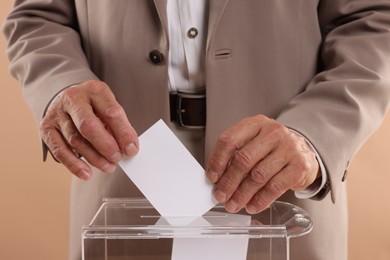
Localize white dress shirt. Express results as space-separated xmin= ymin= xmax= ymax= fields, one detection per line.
xmin=166 ymin=0 xmax=327 ymax=199
xmin=167 ymin=0 xmax=208 ymax=92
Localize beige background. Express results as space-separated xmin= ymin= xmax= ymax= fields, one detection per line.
xmin=1 ymin=2 xmax=390 ymax=259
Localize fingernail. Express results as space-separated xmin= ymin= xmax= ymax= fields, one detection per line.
xmin=246 ymin=205 xmax=257 ymax=215
xmin=102 ymin=162 xmax=116 ymax=173
xmin=79 ymin=170 xmax=91 ymax=181
xmin=110 ymin=151 xmax=123 ymax=162
xmin=207 ymin=170 xmax=219 ymax=183
xmin=225 ymin=200 xmax=239 ymax=213
xmin=214 ymin=188 xmax=227 ymax=202
xmin=125 ymin=143 xmax=138 ymax=157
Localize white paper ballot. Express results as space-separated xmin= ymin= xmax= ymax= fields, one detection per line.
xmin=170 ymin=212 xmax=251 ymax=260
xmin=172 ymin=237 xmax=249 ymax=260
xmin=154 ymin=212 xmax=250 ymax=260
xmin=118 ymin=119 xmax=218 ymax=217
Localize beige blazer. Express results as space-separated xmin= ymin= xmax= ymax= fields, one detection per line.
xmin=3 ymin=1 xmax=390 ymax=259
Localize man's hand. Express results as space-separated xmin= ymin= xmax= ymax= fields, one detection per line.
xmin=206 ymin=115 xmax=319 ymax=214
xmin=40 ymin=80 xmax=139 ymax=180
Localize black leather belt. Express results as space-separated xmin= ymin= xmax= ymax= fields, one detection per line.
xmin=170 ymin=91 xmax=206 ymax=129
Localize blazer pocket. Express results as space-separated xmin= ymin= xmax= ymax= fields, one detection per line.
xmin=215 ymin=49 xmax=232 ymax=60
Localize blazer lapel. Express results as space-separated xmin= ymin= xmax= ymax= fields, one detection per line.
xmin=153 ymin=0 xmax=169 ymax=41
xmin=207 ymin=0 xmax=230 ymax=50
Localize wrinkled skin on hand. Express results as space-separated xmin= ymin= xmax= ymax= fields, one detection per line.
xmin=40 ymin=80 xmax=139 ymax=180
xmin=206 ymin=115 xmax=319 ymax=214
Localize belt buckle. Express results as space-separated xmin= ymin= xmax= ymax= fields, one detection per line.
xmin=176 ymin=91 xmax=206 ymax=129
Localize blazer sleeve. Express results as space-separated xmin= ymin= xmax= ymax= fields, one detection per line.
xmin=277 ymin=0 xmax=390 ymax=202
xmin=2 ymin=0 xmax=98 ymax=124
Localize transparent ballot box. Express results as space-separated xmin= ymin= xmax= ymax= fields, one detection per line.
xmin=82 ymin=198 xmax=313 ymax=260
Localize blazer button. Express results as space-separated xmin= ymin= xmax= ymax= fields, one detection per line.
xmin=149 ymin=50 xmax=164 ymax=65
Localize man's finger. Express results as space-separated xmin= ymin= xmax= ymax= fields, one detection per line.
xmin=206 ymin=116 xmax=268 ymax=183
xmin=224 ymin=150 xmax=287 ymax=213
xmin=245 ymin=164 xmax=306 ymax=214
xmin=59 ymin=117 xmax=117 ymax=173
xmin=91 ymin=92 xmax=139 ymax=157
xmin=41 ymin=126 xmax=93 ymax=180
xmin=60 ymin=85 xmax=123 ymax=163
xmin=212 ymin=132 xmax=277 ymax=203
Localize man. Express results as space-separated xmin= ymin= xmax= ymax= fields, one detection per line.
xmin=3 ymin=0 xmax=390 ymax=259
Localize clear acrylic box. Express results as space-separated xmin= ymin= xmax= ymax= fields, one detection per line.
xmin=82 ymin=198 xmax=312 ymax=260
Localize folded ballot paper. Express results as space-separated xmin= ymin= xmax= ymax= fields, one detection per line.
xmin=118 ymin=119 xmax=250 ymax=260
